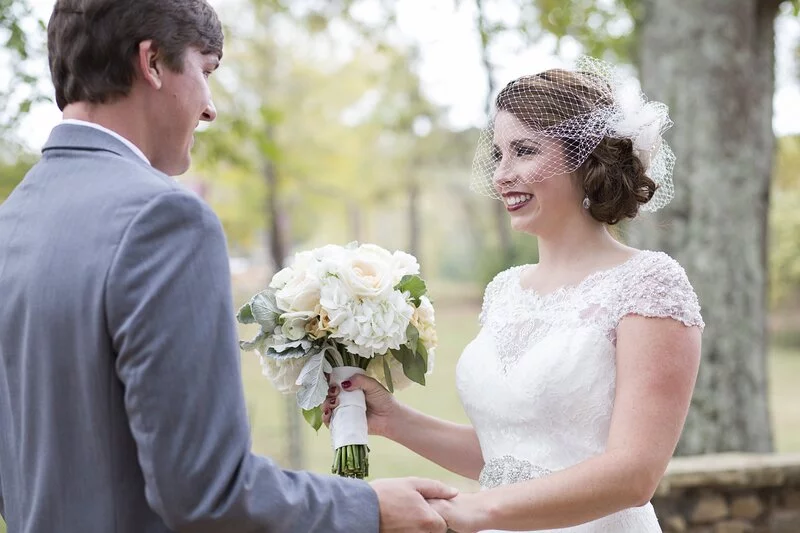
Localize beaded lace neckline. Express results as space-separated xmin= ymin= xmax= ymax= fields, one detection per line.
xmin=515 ymin=251 xmax=643 ymax=300
xmin=479 ymin=250 xmax=704 ymax=372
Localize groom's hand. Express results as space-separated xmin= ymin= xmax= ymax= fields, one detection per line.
xmin=370 ymin=477 xmax=458 ymax=532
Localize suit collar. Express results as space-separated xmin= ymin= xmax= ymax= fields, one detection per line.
xmin=42 ymin=123 xmax=151 ymax=168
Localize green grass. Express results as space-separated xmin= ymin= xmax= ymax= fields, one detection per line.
xmin=0 ymin=300 xmax=798 ymax=532
xmin=770 ymin=346 xmax=800 ymax=452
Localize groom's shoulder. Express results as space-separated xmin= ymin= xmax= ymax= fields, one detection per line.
xmin=47 ymin=153 xmax=220 ymax=245
xmin=115 ymin=172 xmax=216 ymax=234
xmin=75 ymin=155 xmax=211 ymax=223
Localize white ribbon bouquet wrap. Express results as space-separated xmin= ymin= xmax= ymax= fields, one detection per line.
xmin=329 ymin=367 xmax=369 ymax=469
xmin=237 ymin=242 xmax=437 ymax=478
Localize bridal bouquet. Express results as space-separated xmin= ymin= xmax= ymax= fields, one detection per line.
xmin=237 ymin=242 xmax=436 ymax=478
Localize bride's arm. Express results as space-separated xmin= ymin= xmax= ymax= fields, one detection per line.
xmin=323 ymin=375 xmax=485 ymax=480
xmin=431 ymin=315 xmax=702 ymax=532
xmin=384 ymin=401 xmax=484 ymax=480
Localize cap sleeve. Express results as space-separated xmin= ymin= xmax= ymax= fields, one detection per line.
xmin=614 ymin=252 xmax=705 ymax=330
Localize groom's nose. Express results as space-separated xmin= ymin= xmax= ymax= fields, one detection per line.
xmin=201 ymin=100 xmax=217 ymax=122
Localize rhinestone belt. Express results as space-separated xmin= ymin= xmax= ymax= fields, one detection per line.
xmin=478 ymin=455 xmax=553 ymax=489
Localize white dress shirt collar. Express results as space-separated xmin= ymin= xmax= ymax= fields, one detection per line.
xmin=61 ymin=119 xmax=150 ymax=165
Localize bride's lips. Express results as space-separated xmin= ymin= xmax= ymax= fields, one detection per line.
xmin=502 ymin=192 xmax=534 ymax=212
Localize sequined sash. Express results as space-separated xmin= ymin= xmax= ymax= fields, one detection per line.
xmin=478 ymin=455 xmax=553 ymax=489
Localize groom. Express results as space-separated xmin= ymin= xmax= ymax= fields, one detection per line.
xmin=0 ymin=1 xmax=455 ymax=532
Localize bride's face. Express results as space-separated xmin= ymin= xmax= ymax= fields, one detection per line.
xmin=491 ymin=110 xmax=585 ymax=236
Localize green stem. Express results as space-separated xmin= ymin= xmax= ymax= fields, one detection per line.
xmin=331 ymin=444 xmax=369 ymax=479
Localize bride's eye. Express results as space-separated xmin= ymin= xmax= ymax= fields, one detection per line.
xmin=516 ymin=145 xmax=540 ymax=157
xmin=492 ymin=147 xmax=502 ymax=163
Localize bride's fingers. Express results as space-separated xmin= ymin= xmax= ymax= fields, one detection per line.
xmin=324 ymin=386 xmax=339 ymax=403
xmin=341 ymin=374 xmax=385 ymax=394
xmin=322 ymin=395 xmax=339 ymax=427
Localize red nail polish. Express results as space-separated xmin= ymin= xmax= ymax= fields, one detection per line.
xmin=328 ymin=386 xmax=336 ymax=393
xmin=329 ymin=398 xmax=335 ymax=405
xmin=324 ymin=409 xmax=329 ymax=415
xmin=341 ymin=381 xmax=351 ymax=389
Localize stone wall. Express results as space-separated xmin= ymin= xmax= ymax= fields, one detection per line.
xmin=653 ymin=453 xmax=800 ymax=533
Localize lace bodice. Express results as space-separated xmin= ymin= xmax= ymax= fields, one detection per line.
xmin=456 ymin=250 xmax=704 ymax=533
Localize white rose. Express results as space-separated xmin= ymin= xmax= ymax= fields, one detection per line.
xmin=275 ymin=268 xmax=321 ymax=313
xmin=269 ymin=267 xmax=295 ymax=290
xmin=311 ymin=244 xmax=348 ymax=262
xmin=391 ymin=250 xmax=420 ymax=284
xmin=259 ymin=354 xmax=308 ymax=394
xmin=290 ymin=250 xmax=316 ymax=271
xmin=337 ymin=244 xmax=394 ymax=299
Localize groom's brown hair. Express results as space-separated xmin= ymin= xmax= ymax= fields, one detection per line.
xmin=47 ymin=0 xmax=224 ymax=111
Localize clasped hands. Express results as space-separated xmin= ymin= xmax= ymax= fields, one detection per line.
xmin=370 ymin=477 xmax=482 ymax=533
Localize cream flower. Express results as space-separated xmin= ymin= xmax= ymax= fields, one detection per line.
xmin=335 ymin=244 xmax=395 ymax=299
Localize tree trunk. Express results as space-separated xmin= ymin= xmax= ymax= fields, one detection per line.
xmin=263 ymin=152 xmax=305 ymax=469
xmin=629 ymin=0 xmax=779 ymax=453
xmin=408 ymin=178 xmax=421 ymax=261
xmin=348 ymin=200 xmax=363 ymax=243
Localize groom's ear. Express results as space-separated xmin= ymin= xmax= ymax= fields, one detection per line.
xmin=137 ymin=40 xmax=164 ymax=90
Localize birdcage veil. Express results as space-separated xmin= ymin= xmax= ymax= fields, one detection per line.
xmin=470 ymin=56 xmax=675 ymax=213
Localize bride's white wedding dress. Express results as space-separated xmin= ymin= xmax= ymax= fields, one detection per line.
xmin=456 ymin=250 xmax=704 ymax=532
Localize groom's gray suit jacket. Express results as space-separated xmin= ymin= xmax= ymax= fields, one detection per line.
xmin=0 ymin=124 xmax=379 ymax=533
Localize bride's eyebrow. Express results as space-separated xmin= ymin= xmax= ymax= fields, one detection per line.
xmin=509 ymin=139 xmax=541 ymax=150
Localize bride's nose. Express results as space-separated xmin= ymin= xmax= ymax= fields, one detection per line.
xmin=493 ymin=158 xmax=517 ymax=194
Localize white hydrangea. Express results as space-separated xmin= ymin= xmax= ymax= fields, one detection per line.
xmin=258 ymin=353 xmax=309 ymax=394
xmin=320 ymin=276 xmax=414 ymax=358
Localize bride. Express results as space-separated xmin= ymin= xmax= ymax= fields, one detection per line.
xmin=325 ymin=57 xmax=704 ymax=532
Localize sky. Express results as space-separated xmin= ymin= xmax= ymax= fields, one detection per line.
xmin=11 ymin=0 xmax=800 ymax=151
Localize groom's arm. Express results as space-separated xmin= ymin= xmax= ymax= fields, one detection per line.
xmin=105 ymin=189 xmax=379 ymax=533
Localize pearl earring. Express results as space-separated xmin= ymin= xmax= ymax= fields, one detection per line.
xmin=582 ymin=196 xmax=591 ymax=209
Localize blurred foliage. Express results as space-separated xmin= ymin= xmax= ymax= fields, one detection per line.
xmin=0 ymin=0 xmax=49 ymax=137
xmin=0 ymin=141 xmax=36 ymax=202
xmin=770 ymin=135 xmax=800 ymax=306
xmin=192 ymin=0 xmax=488 ymax=276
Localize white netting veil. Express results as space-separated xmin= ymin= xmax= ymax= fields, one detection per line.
xmin=470 ymin=56 xmax=676 ymax=213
